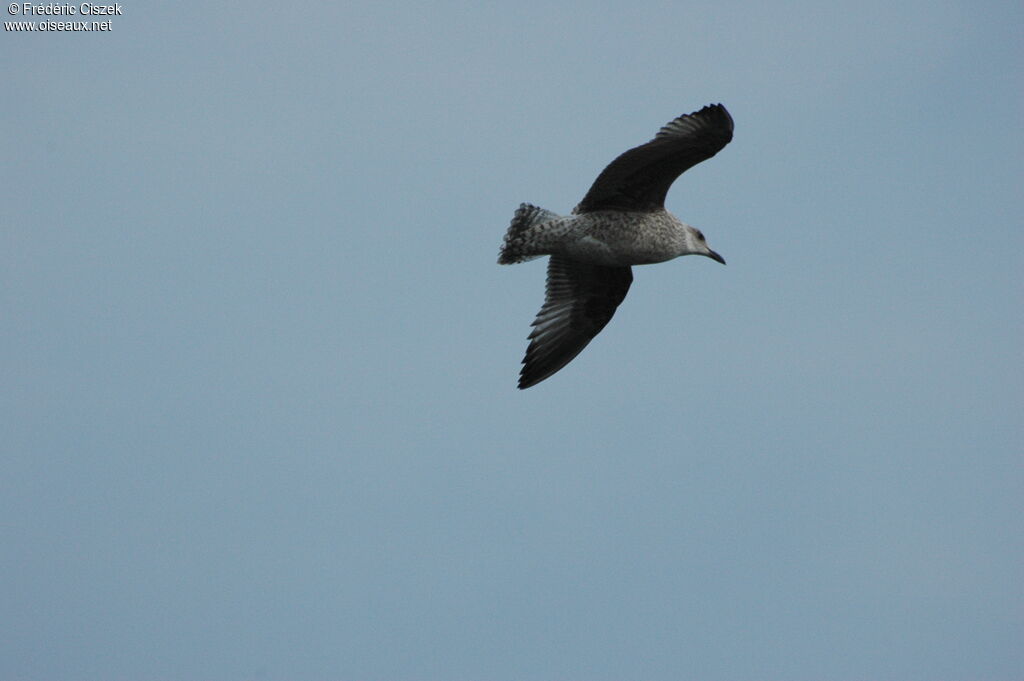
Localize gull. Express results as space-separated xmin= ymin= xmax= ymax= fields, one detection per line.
xmin=498 ymin=103 xmax=733 ymax=389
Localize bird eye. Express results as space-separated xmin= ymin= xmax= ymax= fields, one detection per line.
xmin=695 ymin=230 xmax=705 ymax=241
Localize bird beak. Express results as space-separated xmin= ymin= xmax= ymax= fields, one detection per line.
xmin=706 ymin=249 xmax=726 ymax=265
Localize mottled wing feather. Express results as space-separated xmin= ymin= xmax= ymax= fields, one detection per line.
xmin=518 ymin=256 xmax=633 ymax=389
xmin=574 ymin=103 xmax=734 ymax=213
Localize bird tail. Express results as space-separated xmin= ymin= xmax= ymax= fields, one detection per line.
xmin=498 ymin=203 xmax=561 ymax=264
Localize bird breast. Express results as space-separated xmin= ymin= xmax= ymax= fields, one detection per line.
xmin=563 ymin=210 xmax=685 ymax=266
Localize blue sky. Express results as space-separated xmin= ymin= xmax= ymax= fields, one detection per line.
xmin=3 ymin=2 xmax=1022 ymax=680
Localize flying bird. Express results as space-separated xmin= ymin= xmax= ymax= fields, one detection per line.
xmin=498 ymin=103 xmax=734 ymax=389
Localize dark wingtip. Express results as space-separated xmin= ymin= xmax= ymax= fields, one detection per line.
xmin=517 ymin=364 xmax=545 ymax=389
xmin=700 ymin=103 xmax=734 ymax=136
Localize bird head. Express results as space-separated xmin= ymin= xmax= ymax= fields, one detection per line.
xmin=685 ymin=226 xmax=726 ymax=265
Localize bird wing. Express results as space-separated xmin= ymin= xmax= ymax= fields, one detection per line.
xmin=573 ymin=103 xmax=733 ymax=214
xmin=518 ymin=255 xmax=633 ymax=389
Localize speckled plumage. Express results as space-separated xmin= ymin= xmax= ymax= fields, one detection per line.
xmin=498 ymin=104 xmax=734 ymax=389
xmin=501 ymin=208 xmax=693 ymax=267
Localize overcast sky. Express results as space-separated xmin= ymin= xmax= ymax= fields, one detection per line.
xmin=3 ymin=2 xmax=1022 ymax=680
